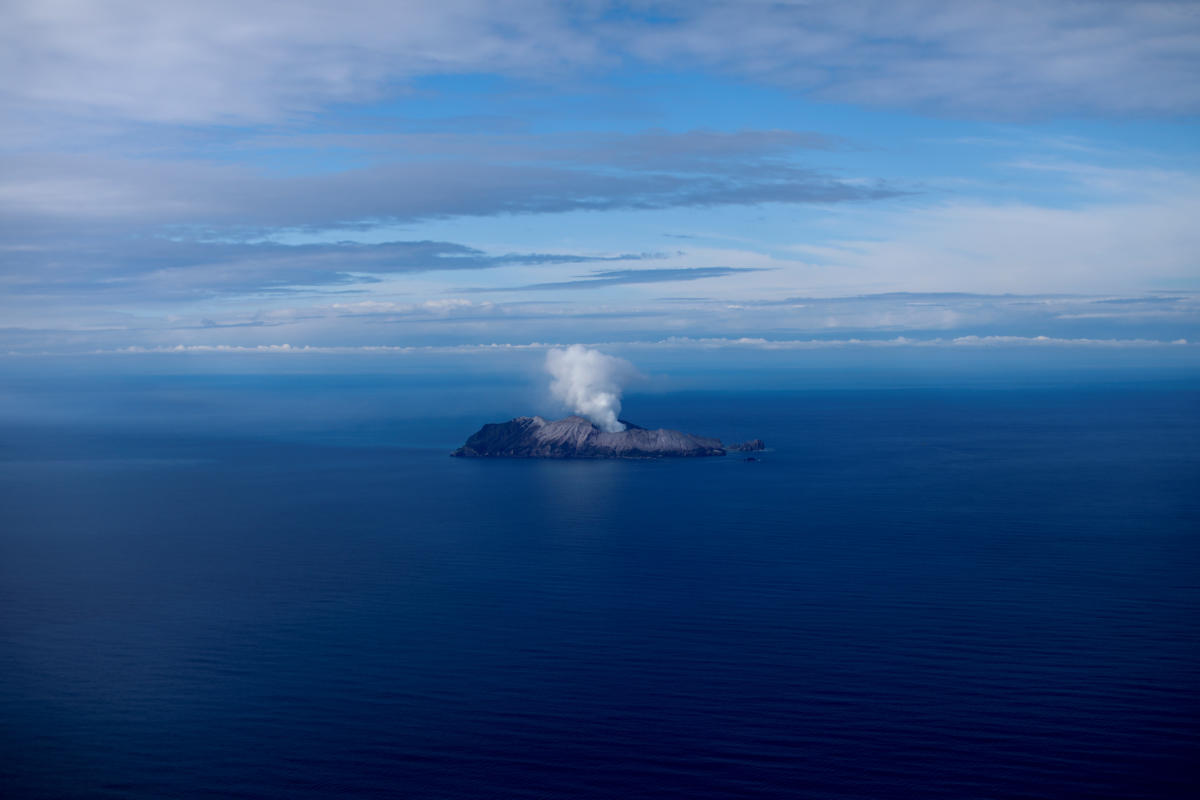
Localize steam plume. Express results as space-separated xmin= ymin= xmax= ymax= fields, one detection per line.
xmin=545 ymin=345 xmax=636 ymax=432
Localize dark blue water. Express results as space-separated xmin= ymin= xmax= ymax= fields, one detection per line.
xmin=2 ymin=387 xmax=1198 ymax=798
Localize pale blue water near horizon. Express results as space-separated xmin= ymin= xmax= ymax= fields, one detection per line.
xmin=2 ymin=381 xmax=1199 ymax=798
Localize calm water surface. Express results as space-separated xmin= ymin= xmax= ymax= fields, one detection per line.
xmin=1 ymin=388 xmax=1198 ymax=798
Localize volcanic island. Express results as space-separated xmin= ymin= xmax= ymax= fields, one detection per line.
xmin=451 ymin=415 xmax=764 ymax=459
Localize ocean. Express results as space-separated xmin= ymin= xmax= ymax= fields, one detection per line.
xmin=2 ymin=383 xmax=1198 ymax=798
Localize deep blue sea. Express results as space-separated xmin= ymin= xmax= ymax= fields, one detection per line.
xmin=2 ymin=384 xmax=1198 ymax=798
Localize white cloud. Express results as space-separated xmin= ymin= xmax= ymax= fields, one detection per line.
xmin=2 ymin=1 xmax=1197 ymax=125
xmin=52 ymin=335 xmax=1193 ymax=357
xmin=790 ymin=192 xmax=1200 ymax=294
xmin=1 ymin=0 xmax=592 ymax=124
xmin=619 ymin=1 xmax=1200 ymax=117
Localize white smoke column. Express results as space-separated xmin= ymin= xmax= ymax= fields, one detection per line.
xmin=545 ymin=345 xmax=636 ymax=432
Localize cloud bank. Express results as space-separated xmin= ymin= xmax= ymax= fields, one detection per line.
xmin=4 ymin=1 xmax=1196 ymax=123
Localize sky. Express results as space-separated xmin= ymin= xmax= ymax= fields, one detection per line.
xmin=2 ymin=0 xmax=1199 ymax=362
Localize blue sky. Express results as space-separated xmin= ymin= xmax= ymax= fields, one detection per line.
xmin=2 ymin=0 xmax=1199 ymax=360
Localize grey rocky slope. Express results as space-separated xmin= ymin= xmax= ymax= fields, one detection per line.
xmin=451 ymin=415 xmax=732 ymax=459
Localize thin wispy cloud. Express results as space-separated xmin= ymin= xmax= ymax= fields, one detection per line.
xmin=0 ymin=148 xmax=901 ymax=229
xmin=59 ymin=335 xmax=1197 ymax=358
xmin=3 ymin=290 xmax=1196 ymax=356
xmin=463 ymin=267 xmax=766 ymax=293
xmin=0 ymin=238 xmax=659 ymax=299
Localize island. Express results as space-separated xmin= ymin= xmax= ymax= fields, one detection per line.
xmin=450 ymin=415 xmax=756 ymax=459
